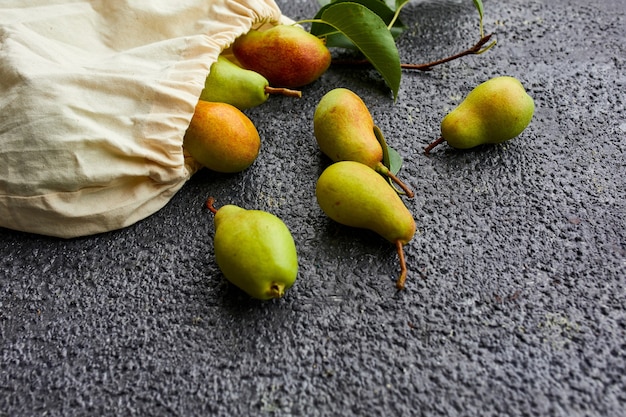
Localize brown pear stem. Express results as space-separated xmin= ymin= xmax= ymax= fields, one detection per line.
xmin=395 ymin=240 xmax=408 ymax=290
xmin=386 ymin=171 xmax=415 ymax=198
xmin=424 ymin=137 xmax=446 ymax=155
xmin=401 ymin=33 xmax=495 ymax=71
xmin=264 ymin=86 xmax=302 ymax=98
xmin=331 ymin=33 xmax=495 ymax=72
xmin=206 ymin=196 xmax=218 ymax=214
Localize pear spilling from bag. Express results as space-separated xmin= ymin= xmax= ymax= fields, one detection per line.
xmin=206 ymin=198 xmax=298 ymax=300
xmin=425 ymin=76 xmax=535 ymax=154
xmin=200 ymin=56 xmax=302 ymax=110
xmin=316 ymin=161 xmax=416 ymax=290
xmin=314 ymin=88 xmax=414 ymax=197
xmin=183 ymin=100 xmax=260 ymax=173
xmin=232 ymin=24 xmax=331 ymax=88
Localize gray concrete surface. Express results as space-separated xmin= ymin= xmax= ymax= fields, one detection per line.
xmin=1 ymin=0 xmax=625 ymax=416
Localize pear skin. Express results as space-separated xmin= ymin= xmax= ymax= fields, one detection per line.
xmin=207 ymin=198 xmax=298 ymax=300
xmin=314 ymin=88 xmax=414 ymax=197
xmin=200 ymin=56 xmax=302 ymax=110
xmin=232 ymin=25 xmax=331 ymax=88
xmin=183 ymin=100 xmax=260 ymax=173
xmin=425 ymin=76 xmax=535 ymax=154
xmin=316 ymin=161 xmax=416 ymax=289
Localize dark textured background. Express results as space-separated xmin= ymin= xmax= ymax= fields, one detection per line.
xmin=2 ymin=0 xmax=625 ymax=416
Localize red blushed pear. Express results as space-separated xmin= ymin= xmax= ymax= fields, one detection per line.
xmin=232 ymin=24 xmax=331 ymax=88
xmin=183 ymin=100 xmax=260 ymax=173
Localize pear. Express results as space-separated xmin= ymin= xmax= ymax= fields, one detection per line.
xmin=200 ymin=56 xmax=302 ymax=110
xmin=314 ymin=88 xmax=414 ymax=198
xmin=183 ymin=100 xmax=260 ymax=173
xmin=206 ymin=197 xmax=298 ymax=300
xmin=316 ymin=161 xmax=416 ymax=290
xmin=425 ymin=76 xmax=535 ymax=154
xmin=232 ymin=24 xmax=331 ymax=88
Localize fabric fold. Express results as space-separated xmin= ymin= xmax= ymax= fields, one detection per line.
xmin=0 ymin=0 xmax=285 ymax=238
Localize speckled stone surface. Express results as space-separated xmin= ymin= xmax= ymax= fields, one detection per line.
xmin=1 ymin=0 xmax=625 ymax=416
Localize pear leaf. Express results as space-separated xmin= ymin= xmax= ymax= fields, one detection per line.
xmin=374 ymin=125 xmax=391 ymax=172
xmin=472 ymin=0 xmax=485 ymax=36
xmin=373 ymin=125 xmax=403 ymax=176
xmin=314 ymin=3 xmax=402 ymax=99
xmin=312 ymin=0 xmax=406 ymax=49
xmin=472 ymin=0 xmax=484 ymax=19
xmin=386 ymin=145 xmax=404 ymax=177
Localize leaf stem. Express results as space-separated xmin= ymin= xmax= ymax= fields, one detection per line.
xmin=331 ymin=33 xmax=496 ymax=72
xmin=387 ymin=1 xmax=410 ymax=31
xmin=400 ymin=33 xmax=495 ymax=71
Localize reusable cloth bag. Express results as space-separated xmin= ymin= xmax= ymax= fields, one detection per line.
xmin=0 ymin=0 xmax=287 ymax=238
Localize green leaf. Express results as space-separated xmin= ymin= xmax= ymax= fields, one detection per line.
xmin=472 ymin=0 xmax=484 ymax=19
xmin=386 ymin=145 xmax=403 ymax=176
xmin=314 ymin=3 xmax=402 ymax=99
xmin=472 ymin=0 xmax=485 ymax=36
xmin=373 ymin=125 xmax=403 ymax=176
xmin=311 ymin=0 xmax=406 ymax=49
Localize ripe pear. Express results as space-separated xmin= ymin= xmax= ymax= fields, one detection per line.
xmin=315 ymin=161 xmax=416 ymax=290
xmin=183 ymin=100 xmax=260 ymax=173
xmin=206 ymin=197 xmax=298 ymax=300
xmin=200 ymin=56 xmax=302 ymax=110
xmin=314 ymin=88 xmax=414 ymax=198
xmin=232 ymin=24 xmax=331 ymax=88
xmin=425 ymin=76 xmax=535 ymax=154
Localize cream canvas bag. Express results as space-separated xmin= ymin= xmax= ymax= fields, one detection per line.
xmin=0 ymin=0 xmax=288 ymax=238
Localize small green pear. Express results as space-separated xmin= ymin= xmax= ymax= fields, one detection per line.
xmin=425 ymin=76 xmax=535 ymax=154
xmin=313 ymin=88 xmax=414 ymax=198
xmin=200 ymin=56 xmax=302 ymax=110
xmin=232 ymin=24 xmax=331 ymax=88
xmin=183 ymin=100 xmax=260 ymax=173
xmin=316 ymin=161 xmax=416 ymax=290
xmin=206 ymin=197 xmax=298 ymax=300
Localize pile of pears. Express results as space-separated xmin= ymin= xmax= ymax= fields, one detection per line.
xmin=183 ymin=23 xmax=331 ymax=174
xmin=183 ymin=22 xmax=535 ymax=300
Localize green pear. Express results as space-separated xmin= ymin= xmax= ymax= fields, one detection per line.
xmin=232 ymin=24 xmax=331 ymax=88
xmin=425 ymin=76 xmax=535 ymax=154
xmin=316 ymin=161 xmax=416 ymax=290
xmin=313 ymin=88 xmax=414 ymax=198
xmin=183 ymin=100 xmax=260 ymax=173
xmin=206 ymin=197 xmax=298 ymax=300
xmin=200 ymin=56 xmax=302 ymax=110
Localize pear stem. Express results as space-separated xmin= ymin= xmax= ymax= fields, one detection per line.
xmin=331 ymin=33 xmax=495 ymax=72
xmin=395 ymin=240 xmax=408 ymax=290
xmin=206 ymin=196 xmax=218 ymax=214
xmin=424 ymin=137 xmax=446 ymax=155
xmin=386 ymin=170 xmax=415 ymax=198
xmin=264 ymin=86 xmax=302 ymax=98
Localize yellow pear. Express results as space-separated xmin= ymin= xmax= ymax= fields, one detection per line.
xmin=313 ymin=88 xmax=414 ymax=197
xmin=206 ymin=198 xmax=298 ymax=300
xmin=425 ymin=76 xmax=535 ymax=154
xmin=316 ymin=161 xmax=416 ymax=289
